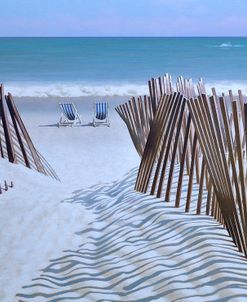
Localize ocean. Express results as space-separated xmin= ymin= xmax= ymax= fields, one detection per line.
xmin=0 ymin=37 xmax=247 ymax=97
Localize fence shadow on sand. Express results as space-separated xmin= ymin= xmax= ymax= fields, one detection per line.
xmin=17 ymin=167 xmax=247 ymax=302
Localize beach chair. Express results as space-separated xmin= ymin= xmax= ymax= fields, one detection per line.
xmin=93 ymin=102 xmax=110 ymax=127
xmin=58 ymin=103 xmax=82 ymax=127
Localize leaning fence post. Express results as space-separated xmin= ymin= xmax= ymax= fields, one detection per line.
xmin=6 ymin=94 xmax=31 ymax=168
xmin=0 ymin=84 xmax=16 ymax=163
xmin=6 ymin=93 xmax=46 ymax=174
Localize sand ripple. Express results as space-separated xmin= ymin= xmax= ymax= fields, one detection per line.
xmin=17 ymin=168 xmax=247 ymax=301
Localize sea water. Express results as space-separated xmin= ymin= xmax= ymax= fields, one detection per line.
xmin=0 ymin=37 xmax=247 ymax=96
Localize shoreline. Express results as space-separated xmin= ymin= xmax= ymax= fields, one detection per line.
xmin=3 ymin=79 xmax=247 ymax=98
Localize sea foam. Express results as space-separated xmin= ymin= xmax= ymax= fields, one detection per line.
xmin=5 ymin=80 xmax=247 ymax=98
xmin=205 ymin=81 xmax=247 ymax=95
xmin=5 ymin=83 xmax=149 ymax=97
xmin=212 ymin=42 xmax=244 ymax=48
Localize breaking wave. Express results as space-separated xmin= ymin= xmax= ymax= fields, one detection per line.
xmin=5 ymin=80 xmax=247 ymax=98
xmin=5 ymin=82 xmax=149 ymax=97
xmin=211 ymin=42 xmax=244 ymax=48
xmin=205 ymin=81 xmax=247 ymax=95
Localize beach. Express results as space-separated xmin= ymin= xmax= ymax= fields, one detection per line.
xmin=11 ymin=96 xmax=139 ymax=189
xmin=1 ymin=37 xmax=247 ymax=301
xmin=1 ymin=96 xmax=247 ymax=301
xmin=1 ymin=96 xmax=140 ymax=302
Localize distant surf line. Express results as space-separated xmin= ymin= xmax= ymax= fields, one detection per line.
xmin=5 ymin=80 xmax=247 ymax=97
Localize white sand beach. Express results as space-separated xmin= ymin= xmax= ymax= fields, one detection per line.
xmin=1 ymin=97 xmax=247 ymax=302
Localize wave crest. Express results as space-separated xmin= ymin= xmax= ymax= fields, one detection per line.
xmin=213 ymin=42 xmax=244 ymax=48
xmin=5 ymin=83 xmax=149 ymax=97
xmin=4 ymin=80 xmax=247 ymax=98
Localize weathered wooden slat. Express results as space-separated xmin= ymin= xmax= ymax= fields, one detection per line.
xmin=185 ymin=133 xmax=197 ymax=212
xmin=139 ymin=94 xmax=176 ymax=193
xmin=175 ymin=114 xmax=191 ymax=207
xmin=165 ymin=98 xmax=186 ymax=201
xmin=0 ymin=87 xmax=58 ymax=180
xmin=6 ymin=95 xmax=30 ymax=168
xmin=117 ymin=73 xmax=247 ymax=257
xmin=196 ymin=156 xmax=206 ymax=214
xmin=188 ymin=95 xmax=247 ymax=256
xmin=6 ymin=94 xmax=46 ymax=174
xmin=0 ymin=85 xmax=16 ymax=163
xmin=156 ymin=94 xmax=183 ymax=198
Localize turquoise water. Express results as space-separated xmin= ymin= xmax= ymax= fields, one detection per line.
xmin=1 ymin=37 xmax=247 ymax=96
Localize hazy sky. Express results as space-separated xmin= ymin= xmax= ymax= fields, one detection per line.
xmin=0 ymin=0 xmax=246 ymax=36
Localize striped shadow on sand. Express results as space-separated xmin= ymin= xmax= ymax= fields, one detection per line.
xmin=17 ymin=167 xmax=247 ymax=302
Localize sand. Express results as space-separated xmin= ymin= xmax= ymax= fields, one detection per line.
xmin=13 ymin=96 xmax=139 ymax=189
xmin=1 ymin=96 xmax=247 ymax=302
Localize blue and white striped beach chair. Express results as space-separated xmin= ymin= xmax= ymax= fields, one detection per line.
xmin=93 ymin=102 xmax=110 ymax=127
xmin=58 ymin=103 xmax=82 ymax=127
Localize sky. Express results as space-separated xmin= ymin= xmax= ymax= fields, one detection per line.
xmin=0 ymin=0 xmax=246 ymax=37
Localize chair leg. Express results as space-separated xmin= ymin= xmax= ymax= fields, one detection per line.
xmin=77 ymin=116 xmax=82 ymax=125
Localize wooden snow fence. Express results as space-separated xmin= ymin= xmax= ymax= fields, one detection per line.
xmin=116 ymin=73 xmax=247 ymax=257
xmin=188 ymin=94 xmax=247 ymax=256
xmin=115 ymin=74 xmax=199 ymax=158
xmin=115 ymin=96 xmax=155 ymax=157
xmin=0 ymin=180 xmax=14 ymax=194
xmin=0 ymin=84 xmax=59 ymax=181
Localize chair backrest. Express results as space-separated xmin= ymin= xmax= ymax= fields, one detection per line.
xmin=95 ymin=102 xmax=108 ymax=120
xmin=60 ymin=103 xmax=76 ymax=120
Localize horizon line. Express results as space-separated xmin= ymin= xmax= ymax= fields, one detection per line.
xmin=0 ymin=36 xmax=246 ymax=38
